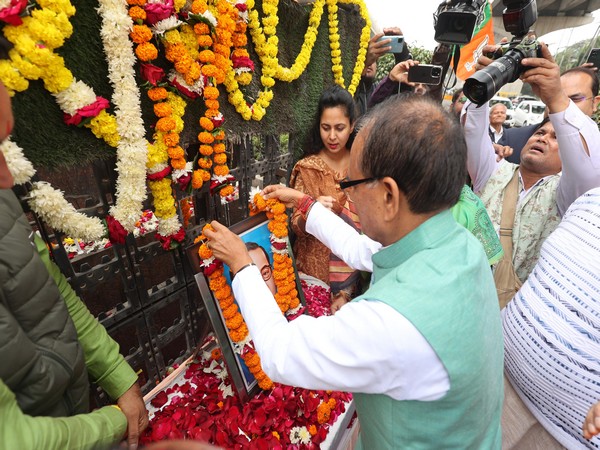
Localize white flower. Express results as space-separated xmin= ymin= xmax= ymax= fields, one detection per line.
xmin=219 ymin=382 xmax=234 ymax=398
xmin=202 ymin=10 xmax=218 ymax=27
xmin=0 ymin=138 xmax=35 ymax=185
xmin=248 ymin=185 xmax=261 ymax=203
xmin=168 ymin=70 xmax=205 ymax=96
xmin=153 ymin=15 xmax=183 ymax=35
xmin=28 ymin=182 xmax=106 ymax=242
xmin=172 ymin=161 xmax=193 ymax=180
xmin=53 ymin=79 xmax=98 ymax=115
xmin=289 ymin=426 xmax=311 ymax=445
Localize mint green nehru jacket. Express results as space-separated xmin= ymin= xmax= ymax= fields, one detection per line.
xmin=353 ymin=210 xmax=503 ymax=449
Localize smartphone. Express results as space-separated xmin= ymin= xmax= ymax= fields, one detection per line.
xmin=377 ymin=35 xmax=404 ymax=54
xmin=586 ymin=48 xmax=600 ymax=69
xmin=407 ymin=64 xmax=443 ymax=85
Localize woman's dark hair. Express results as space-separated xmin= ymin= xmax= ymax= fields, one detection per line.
xmin=304 ymin=85 xmax=356 ymax=156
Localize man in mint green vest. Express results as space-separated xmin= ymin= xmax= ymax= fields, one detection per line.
xmin=206 ymin=94 xmax=504 ymax=449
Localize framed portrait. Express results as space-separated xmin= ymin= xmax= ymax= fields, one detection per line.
xmin=187 ymin=212 xmax=304 ymax=402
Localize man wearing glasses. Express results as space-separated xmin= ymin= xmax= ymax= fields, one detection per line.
xmin=245 ymin=242 xmax=276 ymax=296
xmin=204 ymin=95 xmax=504 ymax=449
xmin=463 ymin=44 xmax=600 ymax=305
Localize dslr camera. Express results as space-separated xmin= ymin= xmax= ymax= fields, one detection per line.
xmin=463 ymin=0 xmax=540 ymax=105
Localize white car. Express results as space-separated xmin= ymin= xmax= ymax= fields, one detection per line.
xmin=513 ymin=100 xmax=546 ymax=127
xmin=489 ymin=96 xmax=515 ymax=128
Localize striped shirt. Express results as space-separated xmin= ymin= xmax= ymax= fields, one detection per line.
xmin=503 ymin=187 xmax=600 ymax=449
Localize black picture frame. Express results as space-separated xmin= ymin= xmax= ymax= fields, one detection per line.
xmin=186 ymin=212 xmax=305 ymax=402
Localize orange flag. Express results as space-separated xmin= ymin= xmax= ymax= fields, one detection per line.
xmin=454 ymin=0 xmax=495 ymax=80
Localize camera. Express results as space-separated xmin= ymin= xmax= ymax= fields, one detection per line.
xmin=463 ymin=0 xmax=539 ymax=105
xmin=408 ymin=64 xmax=444 ymax=85
xmin=433 ymin=0 xmax=487 ymax=45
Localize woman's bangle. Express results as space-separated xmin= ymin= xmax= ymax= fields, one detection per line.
xmin=297 ymin=195 xmax=316 ymax=221
xmin=232 ymin=262 xmax=256 ymax=280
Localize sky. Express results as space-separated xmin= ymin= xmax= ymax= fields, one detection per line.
xmin=364 ymin=0 xmax=600 ymax=55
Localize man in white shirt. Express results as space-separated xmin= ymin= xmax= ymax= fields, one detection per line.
xmin=205 ymin=95 xmax=503 ymax=449
xmin=489 ymin=103 xmax=507 ymax=143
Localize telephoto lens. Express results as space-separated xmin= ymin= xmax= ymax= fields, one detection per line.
xmin=463 ymin=38 xmax=539 ymax=105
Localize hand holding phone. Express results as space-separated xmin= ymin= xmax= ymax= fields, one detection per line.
xmin=585 ymin=48 xmax=600 ymax=70
xmin=407 ymin=64 xmax=443 ymax=85
xmin=376 ymin=35 xmax=404 ymax=54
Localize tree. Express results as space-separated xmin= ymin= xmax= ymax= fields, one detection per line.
xmin=373 ymin=44 xmax=434 ymax=84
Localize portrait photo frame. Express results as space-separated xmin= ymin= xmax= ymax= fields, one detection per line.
xmin=186 ymin=212 xmax=305 ymax=402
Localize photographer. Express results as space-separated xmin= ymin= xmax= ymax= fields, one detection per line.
xmin=462 ymin=42 xmax=600 ymax=305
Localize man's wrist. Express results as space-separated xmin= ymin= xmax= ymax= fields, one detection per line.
xmin=230 ymin=258 xmax=255 ymax=279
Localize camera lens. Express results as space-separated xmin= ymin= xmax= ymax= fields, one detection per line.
xmin=432 ymin=67 xmax=442 ymax=77
xmin=463 ymin=48 xmax=525 ymax=105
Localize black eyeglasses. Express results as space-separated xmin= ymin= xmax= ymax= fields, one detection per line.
xmin=339 ymin=177 xmax=375 ymax=190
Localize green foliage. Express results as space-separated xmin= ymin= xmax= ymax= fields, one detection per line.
xmin=9 ymin=0 xmax=366 ymax=169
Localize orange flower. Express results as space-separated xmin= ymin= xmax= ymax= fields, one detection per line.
xmin=199 ymin=145 xmax=213 ymax=156
xmin=127 ymin=0 xmax=145 ymax=6
xmin=198 ymin=243 xmax=213 ymax=260
xmin=205 ymin=99 xmax=219 ymax=111
xmin=232 ymin=48 xmax=249 ymax=59
xmin=213 ymin=44 xmax=231 ymax=59
xmin=205 ymin=109 xmax=220 ymax=118
xmin=213 ymin=143 xmax=226 ymax=154
xmin=197 ymin=35 xmax=213 ymax=47
xmin=128 ymin=6 xmax=146 ymax=21
xmin=203 ymin=86 xmax=220 ymax=100
xmin=270 ymin=202 xmax=286 ymax=215
xmin=154 ymin=102 xmax=172 ymax=118
xmin=218 ymin=294 xmax=234 ymax=309
xmin=171 ymin=158 xmax=186 ymax=170
xmin=198 ymin=131 xmax=215 ymax=144
xmin=199 ymin=117 xmax=214 ymax=131
xmin=130 ymin=25 xmax=152 ymax=44
xmin=209 ymin=275 xmax=227 ymax=290
xmin=156 ymin=117 xmax=176 ymax=132
xmin=225 ymin=314 xmax=244 ymax=331
xmin=213 ymin=165 xmax=229 ymax=177
xmin=148 ymin=87 xmax=168 ymax=101
xmin=198 ymin=157 xmax=212 ymax=169
xmin=221 ymin=303 xmax=238 ymax=320
xmin=245 ymin=352 xmax=260 ymax=368
xmin=232 ymin=33 xmax=247 ymax=47
xmin=198 ymin=50 xmax=216 ymax=64
xmin=201 ymin=64 xmax=219 ymax=78
xmin=192 ymin=170 xmax=204 ymax=189
xmin=194 ymin=23 xmax=210 ymax=35
xmin=214 ymin=285 xmax=232 ymax=301
xmin=213 ymin=153 xmax=227 ymax=165
xmin=201 ymin=170 xmax=211 ymax=181
xmin=211 ymin=348 xmax=222 ymax=360
xmin=309 ymin=425 xmax=317 ymax=436
xmin=268 ymin=221 xmax=288 ymax=237
xmin=185 ymin=63 xmax=201 ymax=85
xmin=135 ymin=42 xmax=158 ymax=61
xmin=317 ymin=402 xmax=332 ymax=424
xmin=219 ymin=185 xmax=234 ymax=197
xmin=273 ymin=213 xmax=287 ymax=223
xmin=163 ymin=133 xmax=179 ymax=147
xmin=191 ymin=0 xmax=208 ymax=14
xmin=213 ymin=130 xmax=225 ymax=140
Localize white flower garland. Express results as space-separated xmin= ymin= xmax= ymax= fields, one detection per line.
xmin=0 ymin=138 xmax=108 ymax=241
xmin=29 ymin=182 xmax=107 ymax=242
xmin=97 ymin=0 xmax=149 ymax=233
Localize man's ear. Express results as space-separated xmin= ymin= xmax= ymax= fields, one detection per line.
xmin=380 ymin=176 xmax=401 ymax=221
xmin=593 ymin=95 xmax=600 ymax=114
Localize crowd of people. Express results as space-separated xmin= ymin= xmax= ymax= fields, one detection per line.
xmin=2 ymin=20 xmax=600 ymax=450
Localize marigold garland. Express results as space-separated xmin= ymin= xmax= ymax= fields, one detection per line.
xmin=196 ymin=223 xmax=274 ymax=391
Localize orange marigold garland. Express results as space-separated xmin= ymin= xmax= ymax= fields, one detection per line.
xmin=191 ymin=0 xmax=237 ymax=201
xmin=249 ymin=189 xmax=301 ymax=315
xmin=195 ymin=225 xmax=274 ymax=390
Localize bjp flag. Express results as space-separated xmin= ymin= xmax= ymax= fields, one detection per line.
xmin=454 ymin=0 xmax=495 ymax=80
